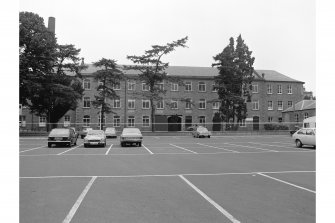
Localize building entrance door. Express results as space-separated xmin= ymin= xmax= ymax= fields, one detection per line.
xmin=212 ymin=112 xmax=222 ymax=131
xmin=253 ymin=116 xmax=259 ymax=131
xmin=168 ymin=115 xmax=182 ymax=131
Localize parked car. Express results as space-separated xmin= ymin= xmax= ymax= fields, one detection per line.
xmin=120 ymin=128 xmax=143 ymax=147
xmin=105 ymin=127 xmax=117 ymax=138
xmin=80 ymin=127 xmax=93 ymax=139
xmin=186 ymin=126 xmax=197 ymax=131
xmin=84 ymin=130 xmax=106 ymax=147
xmin=192 ymin=126 xmax=212 ymax=138
xmin=292 ymin=128 xmax=316 ymax=148
xmin=48 ymin=128 xmax=77 ymax=148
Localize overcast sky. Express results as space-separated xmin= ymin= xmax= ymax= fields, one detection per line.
xmin=19 ymin=0 xmax=315 ymax=93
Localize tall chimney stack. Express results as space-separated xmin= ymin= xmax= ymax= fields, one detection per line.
xmin=48 ymin=17 xmax=55 ymax=34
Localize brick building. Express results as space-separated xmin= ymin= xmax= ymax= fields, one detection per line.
xmin=282 ymin=100 xmax=316 ymax=129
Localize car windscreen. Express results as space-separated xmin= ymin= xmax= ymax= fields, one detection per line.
xmin=49 ymin=129 xmax=69 ymax=136
xmin=87 ymin=130 xmax=104 ymax=136
xmin=105 ymin=128 xmax=115 ymax=132
xmin=197 ymin=127 xmax=208 ymax=133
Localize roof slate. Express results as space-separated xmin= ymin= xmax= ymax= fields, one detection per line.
xmin=282 ymin=100 xmax=316 ymax=112
xmin=78 ymin=64 xmax=303 ymax=83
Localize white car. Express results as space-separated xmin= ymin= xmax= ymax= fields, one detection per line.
xmin=192 ymin=126 xmax=212 ymax=138
xmin=84 ymin=130 xmax=107 ymax=147
xmin=120 ymin=128 xmax=143 ymax=147
xmin=105 ymin=127 xmax=117 ymax=138
xmin=292 ymin=128 xmax=316 ymax=148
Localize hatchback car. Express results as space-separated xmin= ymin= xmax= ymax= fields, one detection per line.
xmin=48 ymin=128 xmax=77 ymax=148
xmin=292 ymin=128 xmax=316 ymax=148
xmin=120 ymin=128 xmax=143 ymax=147
xmin=84 ymin=130 xmax=107 ymax=147
xmin=105 ymin=127 xmax=117 ymax=138
xmin=192 ymin=126 xmax=212 ymax=138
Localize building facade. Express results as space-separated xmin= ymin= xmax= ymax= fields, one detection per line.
xmin=20 ymin=66 xmax=305 ymax=132
xmin=282 ymin=100 xmax=316 ymax=129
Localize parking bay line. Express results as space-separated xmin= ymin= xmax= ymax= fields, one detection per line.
xmin=142 ymin=144 xmax=154 ymax=154
xmin=197 ymin=143 xmax=239 ymax=153
xmin=20 ymin=145 xmax=47 ymax=153
xmin=223 ymin=142 xmax=278 ymax=152
xmin=57 ymin=144 xmax=83 ymax=155
xmin=179 ymin=175 xmax=241 ymax=223
xmin=62 ymin=176 xmax=97 ymax=223
xmin=105 ymin=144 xmax=113 ymax=155
xmin=249 ymin=142 xmax=313 ymax=151
xmin=258 ymin=173 xmax=316 ymax=193
xmin=169 ymin=144 xmax=198 ymax=154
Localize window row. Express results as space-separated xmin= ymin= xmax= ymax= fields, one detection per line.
xmin=82 ymin=115 xmax=150 ymax=127
xmin=252 ymin=100 xmax=293 ymax=110
xmin=252 ymin=84 xmax=293 ymax=94
xmin=82 ymin=98 xmax=221 ymax=110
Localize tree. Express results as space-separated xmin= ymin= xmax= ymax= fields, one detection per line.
xmin=212 ymin=35 xmax=255 ymax=129
xmin=125 ymin=37 xmax=188 ymax=131
xmin=91 ymin=58 xmax=125 ymax=130
xmin=20 ymin=12 xmax=87 ymax=131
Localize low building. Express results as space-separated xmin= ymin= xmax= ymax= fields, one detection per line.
xmin=282 ymin=100 xmax=316 ymax=129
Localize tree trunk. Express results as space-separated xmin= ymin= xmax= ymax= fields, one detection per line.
xmin=151 ymin=99 xmax=155 ymax=132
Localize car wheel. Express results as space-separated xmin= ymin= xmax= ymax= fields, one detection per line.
xmin=295 ymin=140 xmax=303 ymax=148
xmin=84 ymin=144 xmax=88 ymax=148
xmin=121 ymin=142 xmax=124 ymax=147
xmin=208 ymin=136 xmax=210 ymax=138
xmin=139 ymin=142 xmax=142 ymax=147
xmin=48 ymin=143 xmax=52 ymax=148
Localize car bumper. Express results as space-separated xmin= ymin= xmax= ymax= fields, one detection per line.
xmin=120 ymin=138 xmax=142 ymax=143
xmin=48 ymin=140 xmax=71 ymax=145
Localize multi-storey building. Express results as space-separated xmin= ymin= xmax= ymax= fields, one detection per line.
xmin=20 ymin=65 xmax=305 ymax=132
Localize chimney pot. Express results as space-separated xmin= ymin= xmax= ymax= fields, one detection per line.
xmin=48 ymin=17 xmax=55 ymax=34
xmin=262 ymin=73 xmax=265 ymax=78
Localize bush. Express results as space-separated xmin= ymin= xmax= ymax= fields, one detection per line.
xmin=264 ymin=124 xmax=289 ymax=130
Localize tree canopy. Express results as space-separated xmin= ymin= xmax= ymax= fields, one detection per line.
xmin=212 ymin=35 xmax=255 ymax=128
xmin=125 ymin=37 xmax=188 ymax=131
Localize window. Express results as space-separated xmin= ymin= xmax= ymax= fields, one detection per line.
xmin=171 ymin=83 xmax=178 ymax=91
xmin=277 ymin=85 xmax=282 ymax=94
xmin=156 ymin=83 xmax=164 ymax=90
xmin=212 ymin=84 xmax=218 ymax=92
xmin=287 ymin=85 xmax=292 ymax=94
xmin=304 ymin=112 xmax=309 ymax=119
xmin=252 ymin=84 xmax=258 ymax=93
xmin=239 ymin=119 xmax=246 ymax=127
xmin=142 ymin=116 xmax=150 ymax=127
xmin=64 ymin=115 xmax=70 ymax=127
xmin=268 ymin=101 xmax=273 ymax=110
xmin=142 ymin=100 xmax=150 ymax=109
xmin=185 ymin=99 xmax=192 ymax=109
xmin=83 ymin=79 xmax=90 ymax=90
xmin=157 ymin=100 xmax=164 ymax=109
xmin=113 ymin=99 xmax=121 ymax=108
xmin=268 ymin=116 xmax=273 ymax=123
xmin=199 ymin=99 xmax=206 ymax=109
xmin=142 ymin=83 xmax=150 ymax=91
xmin=199 ymin=116 xmax=206 ymax=125
xmin=19 ymin=115 xmax=26 ymax=127
xmin=170 ymin=100 xmax=178 ymax=109
xmin=128 ymin=99 xmax=135 ymax=109
xmin=267 ymin=84 xmax=273 ymax=94
xmin=278 ymin=117 xmax=282 ymax=123
xmin=252 ymin=100 xmax=259 ymax=110
xmin=288 ymin=101 xmax=293 ymax=108
xmin=113 ymin=82 xmax=120 ymax=90
xmin=128 ymin=81 xmax=136 ymax=91
xmin=198 ymin=82 xmax=206 ymax=92
xmin=113 ymin=116 xmax=120 ymax=127
xmin=127 ymin=116 xmax=135 ymax=127
xmin=295 ymin=114 xmax=299 ymax=123
xmin=83 ymin=97 xmax=91 ymax=108
xmin=83 ymin=115 xmax=90 ymax=127
xmin=98 ymin=81 xmax=104 ymax=90
xmin=278 ymin=101 xmax=283 ymax=110
xmin=212 ymin=102 xmax=219 ymax=109
xmin=185 ymin=82 xmax=192 ymax=91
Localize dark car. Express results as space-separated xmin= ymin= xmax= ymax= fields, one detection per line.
xmin=48 ymin=128 xmax=77 ymax=148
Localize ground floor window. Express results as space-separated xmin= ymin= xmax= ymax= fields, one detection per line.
xmin=113 ymin=116 xmax=120 ymax=127
xmin=64 ymin=115 xmax=70 ymax=127
xmin=83 ymin=115 xmax=90 ymax=127
xmin=199 ymin=116 xmax=205 ymax=125
xmin=39 ymin=116 xmax=46 ymax=127
xmin=128 ymin=116 xmax=135 ymax=127
xmin=19 ymin=115 xmax=26 ymax=127
xmin=268 ymin=116 xmax=273 ymax=123
xmin=304 ymin=113 xmax=309 ymax=119
xmin=143 ymin=116 xmax=150 ymax=127
xmin=278 ymin=117 xmax=282 ymax=123
xmin=239 ymin=119 xmax=246 ymax=127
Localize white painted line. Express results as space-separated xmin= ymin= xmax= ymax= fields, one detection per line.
xmin=223 ymin=142 xmax=278 ymax=152
xmin=179 ymin=175 xmax=241 ymax=223
xmin=170 ymin=144 xmax=198 ymax=154
xmin=57 ymin=144 xmax=83 ymax=155
xmin=62 ymin=176 xmax=97 ymax=223
xmin=248 ymin=142 xmax=294 ymax=149
xmin=258 ymin=173 xmax=316 ymax=193
xmin=20 ymin=145 xmax=46 ymax=153
xmin=142 ymin=144 xmax=154 ymax=154
xmin=105 ymin=144 xmax=113 ymax=155
xmin=20 ymin=170 xmax=316 ymax=179
xmin=197 ymin=143 xmax=239 ymax=153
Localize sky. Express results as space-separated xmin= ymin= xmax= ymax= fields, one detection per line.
xmin=19 ymin=0 xmax=315 ymax=93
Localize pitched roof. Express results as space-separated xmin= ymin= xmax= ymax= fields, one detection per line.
xmin=282 ymin=100 xmax=316 ymax=112
xmin=78 ymin=64 xmax=303 ymax=83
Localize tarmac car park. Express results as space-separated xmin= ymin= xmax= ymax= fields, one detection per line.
xmin=20 ymin=134 xmax=315 ymax=223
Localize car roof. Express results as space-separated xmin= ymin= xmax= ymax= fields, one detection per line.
xmin=49 ymin=128 xmax=70 ymax=135
xmin=122 ymin=128 xmax=141 ymax=133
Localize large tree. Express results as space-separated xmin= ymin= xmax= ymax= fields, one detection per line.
xmin=91 ymin=58 xmax=125 ymax=130
xmin=20 ymin=12 xmax=86 ymax=131
xmin=125 ymin=37 xmax=188 ymax=131
xmin=212 ymin=35 xmax=255 ymax=129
